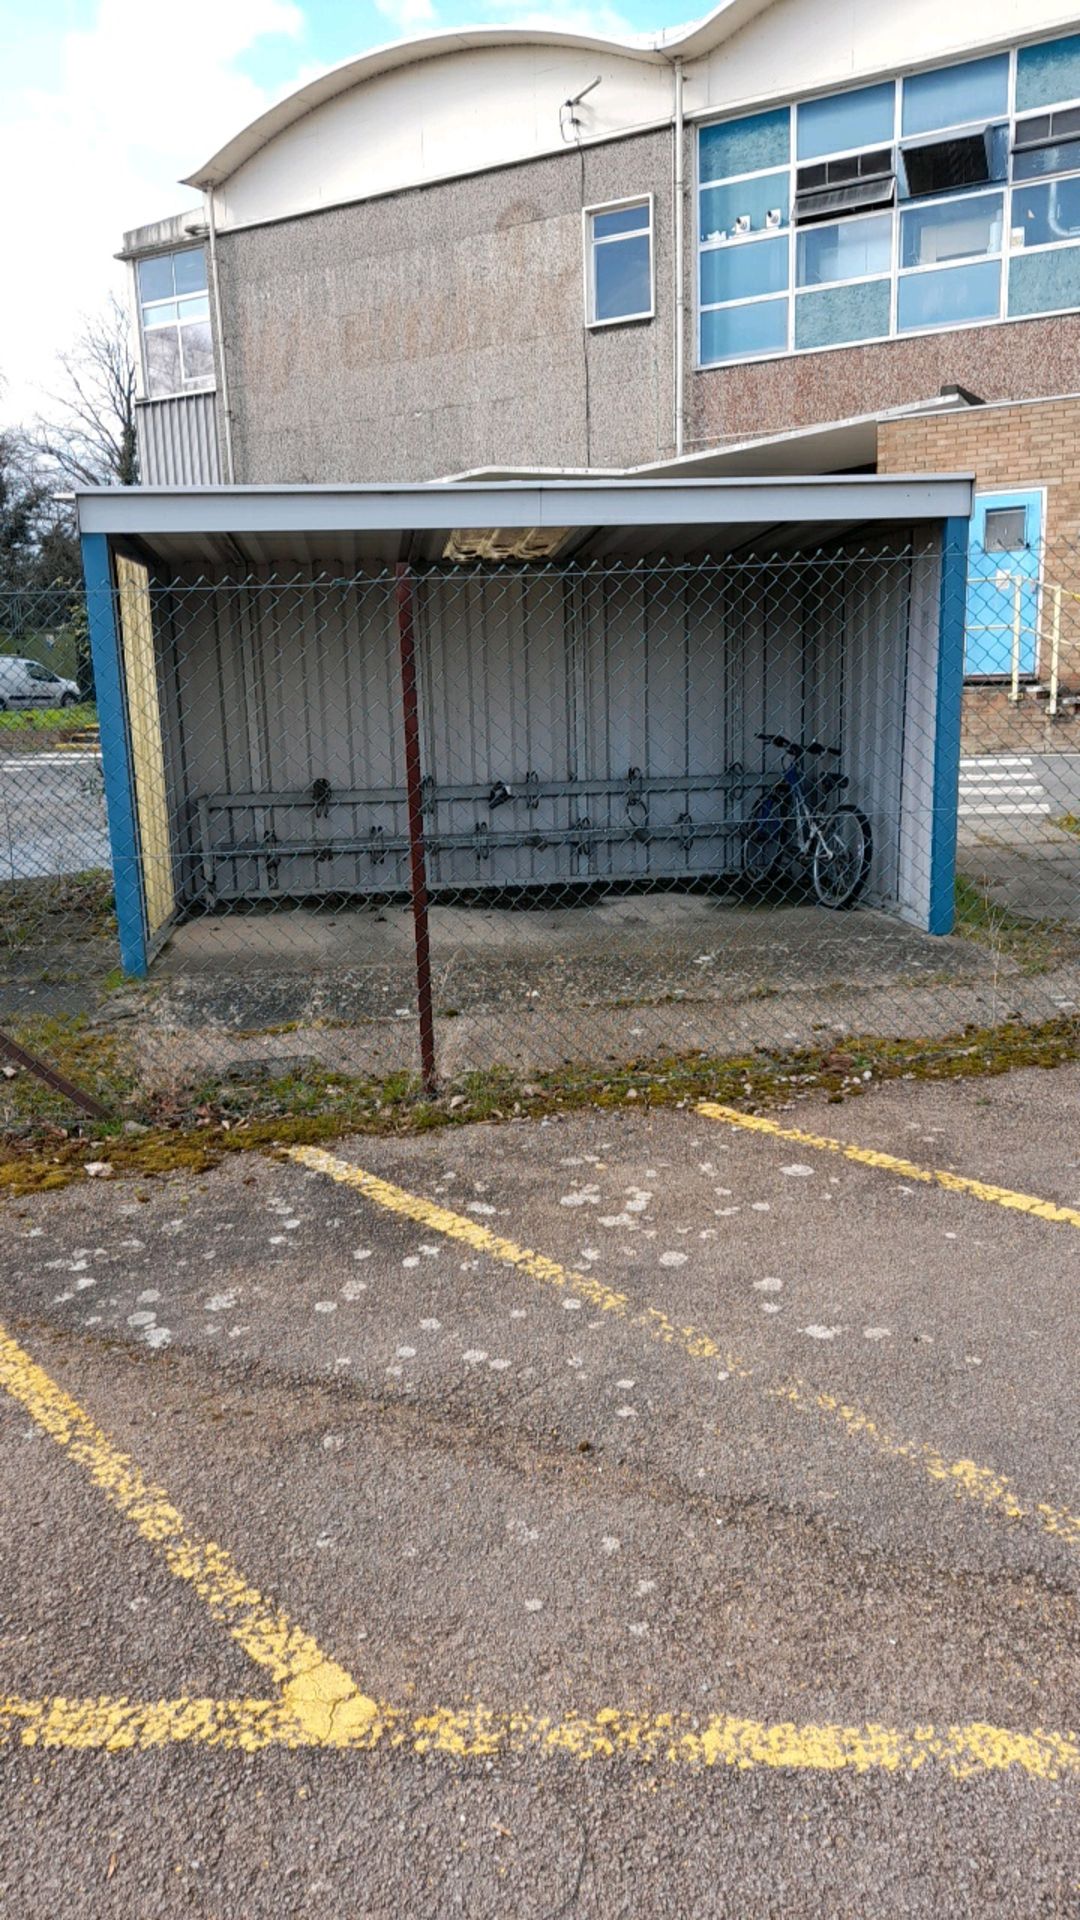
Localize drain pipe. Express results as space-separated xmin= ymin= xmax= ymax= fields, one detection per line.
xmin=204 ymin=187 xmax=236 ymax=484
xmin=672 ymin=56 xmax=686 ymax=459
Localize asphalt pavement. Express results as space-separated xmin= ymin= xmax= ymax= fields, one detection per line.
xmin=1 ymin=1066 xmax=1079 ymax=1915
xmin=0 ymin=750 xmax=109 ymax=879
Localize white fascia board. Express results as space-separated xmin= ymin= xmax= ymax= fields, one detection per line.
xmin=75 ymin=475 xmax=973 ymax=537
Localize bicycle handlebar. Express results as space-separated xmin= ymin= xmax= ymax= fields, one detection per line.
xmin=755 ymin=733 xmax=841 ymax=757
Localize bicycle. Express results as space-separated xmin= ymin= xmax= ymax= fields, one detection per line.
xmin=739 ymin=734 xmax=872 ymax=910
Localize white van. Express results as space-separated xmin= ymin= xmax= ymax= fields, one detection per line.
xmin=0 ymin=656 xmax=80 ymax=710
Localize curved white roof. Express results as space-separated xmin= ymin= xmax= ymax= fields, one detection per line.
xmin=183 ymin=0 xmax=771 ymax=188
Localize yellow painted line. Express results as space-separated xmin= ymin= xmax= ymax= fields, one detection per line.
xmin=291 ymin=1146 xmax=1080 ymax=1560
xmin=698 ymin=1103 xmax=1080 ymax=1229
xmin=3 ymin=1174 xmax=1075 ymax=1773
xmin=288 ymin=1145 xmax=748 ymax=1377
xmin=1 ymin=1693 xmax=1077 ymax=1777
xmin=0 ymin=1321 xmax=379 ymax=1746
xmin=775 ymin=1382 xmax=1080 ymax=1550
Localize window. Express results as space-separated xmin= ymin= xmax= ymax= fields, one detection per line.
xmin=1013 ymin=108 xmax=1080 ymax=181
xmin=700 ymin=172 xmax=788 ymax=242
xmin=585 ymin=200 xmax=653 ymax=326
xmin=697 ymin=33 xmax=1080 ymax=367
xmin=796 ymin=212 xmax=892 ymax=284
xmin=897 ymin=258 xmax=1001 ymax=330
xmin=984 ymin=506 xmax=1029 ymax=550
xmin=700 ymin=235 xmax=788 ymax=305
xmin=900 ymin=128 xmax=1005 ymax=199
xmin=900 ymin=193 xmax=1004 ymax=268
xmin=137 ymin=247 xmax=213 ymax=398
xmin=794 ymin=150 xmax=895 ymax=225
xmin=1011 ymin=176 xmax=1080 ymax=247
xmin=700 ymin=299 xmax=787 ymax=363
xmin=902 ymin=55 xmax=1009 ymax=136
xmin=796 ymin=83 xmax=894 ymax=162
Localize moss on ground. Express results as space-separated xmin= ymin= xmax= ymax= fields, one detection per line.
xmin=2 ymin=1012 xmax=1078 ymax=1198
xmin=953 ymin=872 xmax=1080 ymax=975
xmin=1 ymin=870 xmax=115 ymax=952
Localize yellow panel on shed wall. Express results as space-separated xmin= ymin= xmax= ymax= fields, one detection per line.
xmin=115 ymin=554 xmax=175 ymax=936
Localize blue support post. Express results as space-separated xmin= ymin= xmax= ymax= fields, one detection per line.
xmin=81 ymin=532 xmax=148 ymax=977
xmin=927 ymin=516 xmax=969 ymax=936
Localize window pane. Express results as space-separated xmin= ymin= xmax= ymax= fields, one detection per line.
xmin=594 ymin=231 xmax=651 ymax=320
xmin=1008 ymin=241 xmax=1080 ymax=315
xmin=797 ymin=83 xmax=894 ymax=161
xmin=593 ymin=203 xmax=647 ymax=239
xmin=700 ymin=298 xmax=787 ymax=363
xmin=700 ymin=173 xmax=788 ymax=242
xmin=137 ymin=255 xmax=174 ymax=303
xmin=795 ymin=278 xmax=891 ymax=348
xmin=796 ymin=212 xmax=891 ymax=285
xmin=141 ymin=299 xmax=177 ymax=327
xmin=901 ymin=55 xmax=1008 ymax=136
xmin=897 ymin=257 xmax=1000 ymax=329
xmin=1017 ymin=32 xmax=1080 ymax=114
xmin=173 ymin=246 xmax=207 ymax=295
xmin=900 ymin=192 xmax=1003 ymax=267
xmin=1013 ymin=139 xmax=1080 ymax=181
xmin=1012 ymin=176 xmax=1080 ymax=247
xmin=700 ymin=235 xmax=788 ymax=305
xmin=699 ymin=108 xmax=789 ymax=184
xmin=144 ymin=325 xmax=182 ymax=397
xmin=984 ymin=507 xmax=1028 ymax=551
xmin=179 ymin=320 xmax=215 ymax=387
xmin=177 ymin=293 xmax=210 ymax=322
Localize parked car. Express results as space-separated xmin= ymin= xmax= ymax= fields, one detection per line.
xmin=0 ymin=656 xmax=81 ymax=710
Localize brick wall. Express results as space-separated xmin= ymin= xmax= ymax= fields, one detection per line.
xmin=878 ymin=397 xmax=1080 ymax=544
xmin=880 ymin=396 xmax=1080 ymax=702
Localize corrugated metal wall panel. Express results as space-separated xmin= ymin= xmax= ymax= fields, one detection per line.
xmin=158 ymin=553 xmax=924 ymax=910
xmin=136 ymin=393 xmax=222 ymax=487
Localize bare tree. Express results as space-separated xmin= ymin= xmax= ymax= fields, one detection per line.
xmin=35 ymin=294 xmax=139 ymax=490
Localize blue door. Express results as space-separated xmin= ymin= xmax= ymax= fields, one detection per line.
xmin=965 ymin=490 xmax=1043 ymax=677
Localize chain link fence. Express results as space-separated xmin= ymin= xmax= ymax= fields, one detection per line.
xmin=3 ymin=540 xmax=1080 ymax=1133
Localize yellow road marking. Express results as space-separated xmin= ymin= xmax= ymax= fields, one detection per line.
xmin=3 ymin=1160 xmax=1077 ymax=1771
xmin=289 ymin=1145 xmax=748 ymax=1376
xmin=290 ymin=1146 xmax=1080 ymax=1558
xmin=698 ymin=1103 xmax=1080 ymax=1229
xmin=1 ymin=1692 xmax=1077 ymax=1776
xmin=0 ymin=1321 xmax=379 ymax=1746
xmin=774 ymin=1383 xmax=1080 ymax=1550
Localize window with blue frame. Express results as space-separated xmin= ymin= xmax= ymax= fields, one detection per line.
xmin=697 ymin=32 xmax=1080 ymax=367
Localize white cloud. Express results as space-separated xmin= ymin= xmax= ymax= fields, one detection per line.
xmin=374 ymin=0 xmax=439 ymax=31
xmin=0 ymin=0 xmax=305 ymax=424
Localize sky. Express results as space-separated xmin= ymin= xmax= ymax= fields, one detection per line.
xmin=0 ymin=0 xmax=693 ymax=429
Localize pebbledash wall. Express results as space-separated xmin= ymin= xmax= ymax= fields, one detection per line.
xmin=214 ymin=133 xmax=675 ymax=484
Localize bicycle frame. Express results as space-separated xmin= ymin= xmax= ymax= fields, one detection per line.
xmin=760 ymin=756 xmax=839 ymax=860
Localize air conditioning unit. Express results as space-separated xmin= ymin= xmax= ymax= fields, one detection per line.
xmin=733 ymin=214 xmax=751 ymax=234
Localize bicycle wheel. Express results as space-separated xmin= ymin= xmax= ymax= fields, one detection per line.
xmin=811 ymin=805 xmax=871 ymax=909
xmin=739 ymin=795 xmax=785 ymax=891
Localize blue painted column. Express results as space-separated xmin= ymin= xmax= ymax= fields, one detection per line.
xmin=81 ymin=533 xmax=148 ymax=977
xmin=927 ymin=516 xmax=969 ymax=936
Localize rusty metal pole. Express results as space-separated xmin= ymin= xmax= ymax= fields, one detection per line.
xmin=395 ymin=563 xmax=438 ymax=1097
xmin=0 ymin=1030 xmax=110 ymax=1120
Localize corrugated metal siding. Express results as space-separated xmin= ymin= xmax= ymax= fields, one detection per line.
xmin=157 ymin=549 xmax=926 ymax=914
xmin=136 ymin=393 xmax=221 ymax=487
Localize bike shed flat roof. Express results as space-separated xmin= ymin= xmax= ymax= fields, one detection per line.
xmin=75 ymin=475 xmax=973 ymax=568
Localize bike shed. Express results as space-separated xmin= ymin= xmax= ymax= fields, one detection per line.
xmin=76 ymin=476 xmax=972 ymax=978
